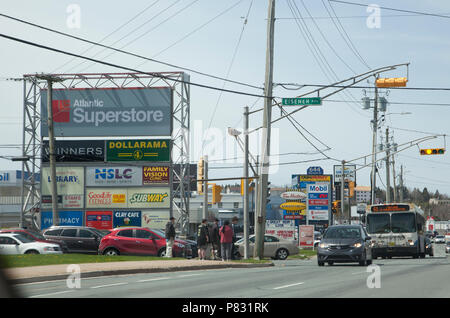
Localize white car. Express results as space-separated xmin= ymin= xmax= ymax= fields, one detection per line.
xmin=0 ymin=233 xmax=62 ymax=255
xmin=434 ymin=235 xmax=446 ymax=244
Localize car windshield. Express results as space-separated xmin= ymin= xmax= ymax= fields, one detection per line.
xmin=366 ymin=214 xmax=391 ymax=234
xmin=391 ymin=213 xmax=416 ymax=233
xmin=27 ymin=231 xmax=46 ymax=240
xmin=89 ymin=228 xmax=107 ymax=237
xmin=323 ymin=227 xmax=361 ymax=239
xmin=437 ymin=235 xmax=445 ymax=239
xmin=151 ymin=229 xmax=165 ymax=238
xmin=13 ymin=234 xmax=35 ymax=243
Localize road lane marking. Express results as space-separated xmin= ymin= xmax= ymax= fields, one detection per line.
xmin=137 ymin=277 xmax=171 ymax=283
xmin=90 ymin=282 xmax=128 ymax=289
xmin=351 ymin=271 xmax=367 ymax=275
xmin=29 ymin=290 xmax=74 ymax=298
xmin=273 ymin=282 xmax=304 ymax=290
xmin=177 ymin=274 xmax=201 ymax=278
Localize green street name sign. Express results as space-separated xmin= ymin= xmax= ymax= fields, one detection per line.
xmin=107 ymin=139 xmax=171 ymax=162
xmin=282 ymin=97 xmax=322 ymax=106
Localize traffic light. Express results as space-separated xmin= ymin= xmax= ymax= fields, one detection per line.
xmin=376 ymin=77 xmax=408 ymax=88
xmin=212 ymin=184 xmax=223 ymax=204
xmin=240 ymin=178 xmax=254 ymax=196
xmin=348 ymin=181 xmax=355 ymax=198
xmin=420 ymin=148 xmax=445 ymax=155
xmin=266 ymin=182 xmax=271 ymax=204
xmin=197 ymin=158 xmax=204 ymax=194
xmin=332 ymin=201 xmax=341 ymax=214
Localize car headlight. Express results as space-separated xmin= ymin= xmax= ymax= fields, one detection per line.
xmin=319 ymin=243 xmax=327 ymax=248
xmin=353 ymin=242 xmax=362 ymax=248
xmin=44 ymin=246 xmax=58 ymax=251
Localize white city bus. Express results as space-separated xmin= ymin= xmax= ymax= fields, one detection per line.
xmin=365 ymin=203 xmax=426 ymax=259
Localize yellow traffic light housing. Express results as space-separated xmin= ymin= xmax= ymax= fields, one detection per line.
xmin=420 ymin=148 xmax=445 ymax=155
xmin=197 ymin=158 xmax=205 ymax=194
xmin=212 ymin=184 xmax=223 ymax=204
xmin=240 ymin=178 xmax=254 ymax=196
xmin=376 ymin=77 xmax=408 ymax=88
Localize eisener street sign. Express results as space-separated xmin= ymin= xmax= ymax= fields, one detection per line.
xmin=282 ymin=97 xmax=322 ymax=106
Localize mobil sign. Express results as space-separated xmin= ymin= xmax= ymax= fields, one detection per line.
xmin=306 ymin=182 xmax=330 ymax=222
xmin=86 ymin=166 xmax=142 ymax=186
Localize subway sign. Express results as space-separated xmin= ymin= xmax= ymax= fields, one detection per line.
xmin=106 ymin=139 xmax=170 ymax=162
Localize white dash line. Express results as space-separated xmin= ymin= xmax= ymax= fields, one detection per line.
xmin=177 ymin=274 xmax=201 ymax=278
xmin=29 ymin=290 xmax=74 ymax=298
xmin=273 ymin=282 xmax=304 ymax=290
xmin=137 ymin=277 xmax=170 ymax=283
xmin=90 ymin=282 xmax=128 ymax=289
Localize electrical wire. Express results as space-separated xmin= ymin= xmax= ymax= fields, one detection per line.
xmin=0 ymin=10 xmax=263 ymax=91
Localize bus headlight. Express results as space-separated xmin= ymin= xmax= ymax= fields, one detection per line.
xmin=408 ymin=240 xmax=415 ymax=246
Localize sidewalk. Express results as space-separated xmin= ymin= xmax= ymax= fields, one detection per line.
xmin=5 ymin=259 xmax=274 ymax=284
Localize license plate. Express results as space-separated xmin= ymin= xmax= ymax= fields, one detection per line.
xmin=389 ymin=242 xmax=395 ymax=247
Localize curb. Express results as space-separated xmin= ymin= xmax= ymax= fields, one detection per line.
xmin=9 ymin=262 xmax=274 ymax=285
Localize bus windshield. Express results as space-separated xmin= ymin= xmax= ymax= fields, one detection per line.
xmin=366 ymin=214 xmax=390 ymax=234
xmin=391 ymin=213 xmax=416 ymax=233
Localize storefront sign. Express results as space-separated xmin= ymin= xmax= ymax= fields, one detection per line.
xmin=106 ymin=139 xmax=170 ymax=162
xmin=86 ymin=166 xmax=143 ymax=186
xmin=41 ymin=167 xmax=84 ymax=196
xmin=86 ymin=211 xmax=113 ymax=230
xmin=127 ymin=187 xmax=171 ymax=209
xmin=41 ymin=211 xmax=83 ymax=230
xmin=113 ymin=210 xmax=142 ymax=227
xmin=143 ymin=166 xmax=170 ymax=184
xmin=141 ymin=210 xmax=170 ymax=230
xmin=42 ymin=140 xmax=105 ymax=162
xmin=85 ymin=188 xmax=128 ymax=208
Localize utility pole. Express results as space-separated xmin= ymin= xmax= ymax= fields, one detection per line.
xmin=399 ymin=165 xmax=404 ymax=202
xmin=243 ymin=106 xmax=250 ymax=259
xmin=371 ymin=84 xmax=379 ymax=205
xmin=202 ymin=155 xmax=208 ymax=220
xmin=385 ymin=128 xmax=391 ymax=203
xmin=254 ymin=0 xmax=275 ymax=260
xmin=341 ymin=160 xmax=346 ymax=224
xmin=37 ymin=74 xmax=63 ymax=226
xmin=392 ymin=153 xmax=397 ymax=203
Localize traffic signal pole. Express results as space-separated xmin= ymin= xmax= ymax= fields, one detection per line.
xmin=385 ymin=127 xmax=391 ymax=203
xmin=371 ymin=84 xmax=379 ymax=205
xmin=202 ymin=155 xmax=208 ymax=220
xmin=254 ymin=0 xmax=275 ymax=260
xmin=243 ymin=106 xmax=250 ymax=259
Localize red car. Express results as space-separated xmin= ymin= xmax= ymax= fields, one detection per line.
xmin=98 ymin=227 xmax=192 ymax=258
xmin=0 ymin=228 xmax=68 ymax=253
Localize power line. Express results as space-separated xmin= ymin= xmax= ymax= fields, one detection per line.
xmin=278 ymin=83 xmax=450 ymax=91
xmin=0 ymin=32 xmax=273 ymax=99
xmin=0 ymin=10 xmax=262 ymax=91
xmin=329 ymin=0 xmax=450 ymax=19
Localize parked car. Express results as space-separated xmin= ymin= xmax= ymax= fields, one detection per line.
xmin=317 ymin=224 xmax=373 ymax=266
xmin=42 ymin=226 xmax=106 ymax=254
xmin=184 ymin=238 xmax=198 ymax=258
xmin=0 ymin=233 xmax=62 ymax=255
xmin=434 ymin=235 xmax=446 ymax=244
xmin=446 ymin=241 xmax=450 ymax=254
xmin=98 ymin=227 xmax=192 ymax=258
xmin=424 ymin=237 xmax=434 ymax=257
xmin=235 ymin=235 xmax=299 ymax=260
xmin=0 ymin=228 xmax=68 ymax=253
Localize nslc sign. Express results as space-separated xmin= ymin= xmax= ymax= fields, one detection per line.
xmin=86 ymin=167 xmax=143 ymax=186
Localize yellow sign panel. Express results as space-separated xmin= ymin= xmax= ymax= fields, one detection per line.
xmin=280 ymin=202 xmax=306 ymax=211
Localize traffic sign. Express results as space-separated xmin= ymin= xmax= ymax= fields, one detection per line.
xmin=282 ymin=97 xmax=322 ymax=106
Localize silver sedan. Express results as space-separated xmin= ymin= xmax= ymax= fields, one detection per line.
xmin=235 ymin=235 xmax=299 ymax=260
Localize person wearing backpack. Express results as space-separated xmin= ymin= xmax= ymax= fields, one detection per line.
xmin=165 ymin=217 xmax=176 ymax=257
xmin=219 ymin=220 xmax=233 ymax=261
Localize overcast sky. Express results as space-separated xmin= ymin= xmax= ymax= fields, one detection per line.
xmin=1 ymin=0 xmax=450 ymax=196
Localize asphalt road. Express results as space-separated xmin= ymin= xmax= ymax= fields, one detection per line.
xmin=13 ymin=255 xmax=449 ymax=298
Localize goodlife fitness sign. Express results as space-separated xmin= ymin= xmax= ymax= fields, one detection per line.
xmin=40 ymin=87 xmax=172 ymax=137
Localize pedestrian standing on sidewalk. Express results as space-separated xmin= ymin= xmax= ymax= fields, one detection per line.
xmin=209 ymin=218 xmax=221 ymax=260
xmin=197 ymin=219 xmax=210 ymax=260
xmin=165 ymin=217 xmax=176 ymax=258
xmin=219 ymin=220 xmax=233 ymax=261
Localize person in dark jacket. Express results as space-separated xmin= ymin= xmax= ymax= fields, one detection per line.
xmin=165 ymin=217 xmax=176 ymax=257
xmin=197 ymin=219 xmax=210 ymax=260
xmin=208 ymin=218 xmax=221 ymax=260
xmin=219 ymin=220 xmax=233 ymax=261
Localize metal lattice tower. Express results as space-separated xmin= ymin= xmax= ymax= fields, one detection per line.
xmin=21 ymin=72 xmax=190 ymax=234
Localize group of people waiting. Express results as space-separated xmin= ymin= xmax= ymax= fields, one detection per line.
xmin=164 ymin=216 xmax=240 ymax=261
xmin=197 ymin=217 xmax=239 ymax=261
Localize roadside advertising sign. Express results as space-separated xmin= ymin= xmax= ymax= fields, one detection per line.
xmin=307 ymin=166 xmax=324 ymax=175
xmin=127 ymin=187 xmax=171 ymax=209
xmin=85 ymin=211 xmax=113 ymax=230
xmin=42 ymin=140 xmax=105 ymax=162
xmin=141 ymin=210 xmax=170 ymax=230
xmin=86 ymin=166 xmax=143 ymax=186
xmin=113 ymin=210 xmax=142 ymax=228
xmin=85 ymin=188 xmax=128 ymax=208
xmin=41 ymin=211 xmax=83 ymax=230
xmin=106 ymin=139 xmax=170 ymax=162
xmin=41 ymin=87 xmax=173 ymax=137
xmin=265 ymin=220 xmax=297 ymax=241
xmin=280 ymin=191 xmax=307 ymax=200
xmin=307 ymin=183 xmax=330 ymax=221
xmin=143 ymin=166 xmax=170 ymax=184
xmin=299 ymin=225 xmax=314 ymax=247
xmin=0 ymin=170 xmax=18 ymax=186
xmin=41 ymin=167 xmax=84 ymax=195
xmin=41 ymin=194 xmax=84 ymax=209
xmin=333 ymin=165 xmax=356 ymax=183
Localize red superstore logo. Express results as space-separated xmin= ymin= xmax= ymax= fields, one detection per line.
xmin=52 ymin=100 xmax=70 ymax=122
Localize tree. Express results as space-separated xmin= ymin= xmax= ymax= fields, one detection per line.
xmin=422 ymin=187 xmax=431 ymax=203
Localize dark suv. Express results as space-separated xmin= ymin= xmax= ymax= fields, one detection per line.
xmin=317 ymin=224 xmax=373 ymax=266
xmin=42 ymin=226 xmax=105 ymax=254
